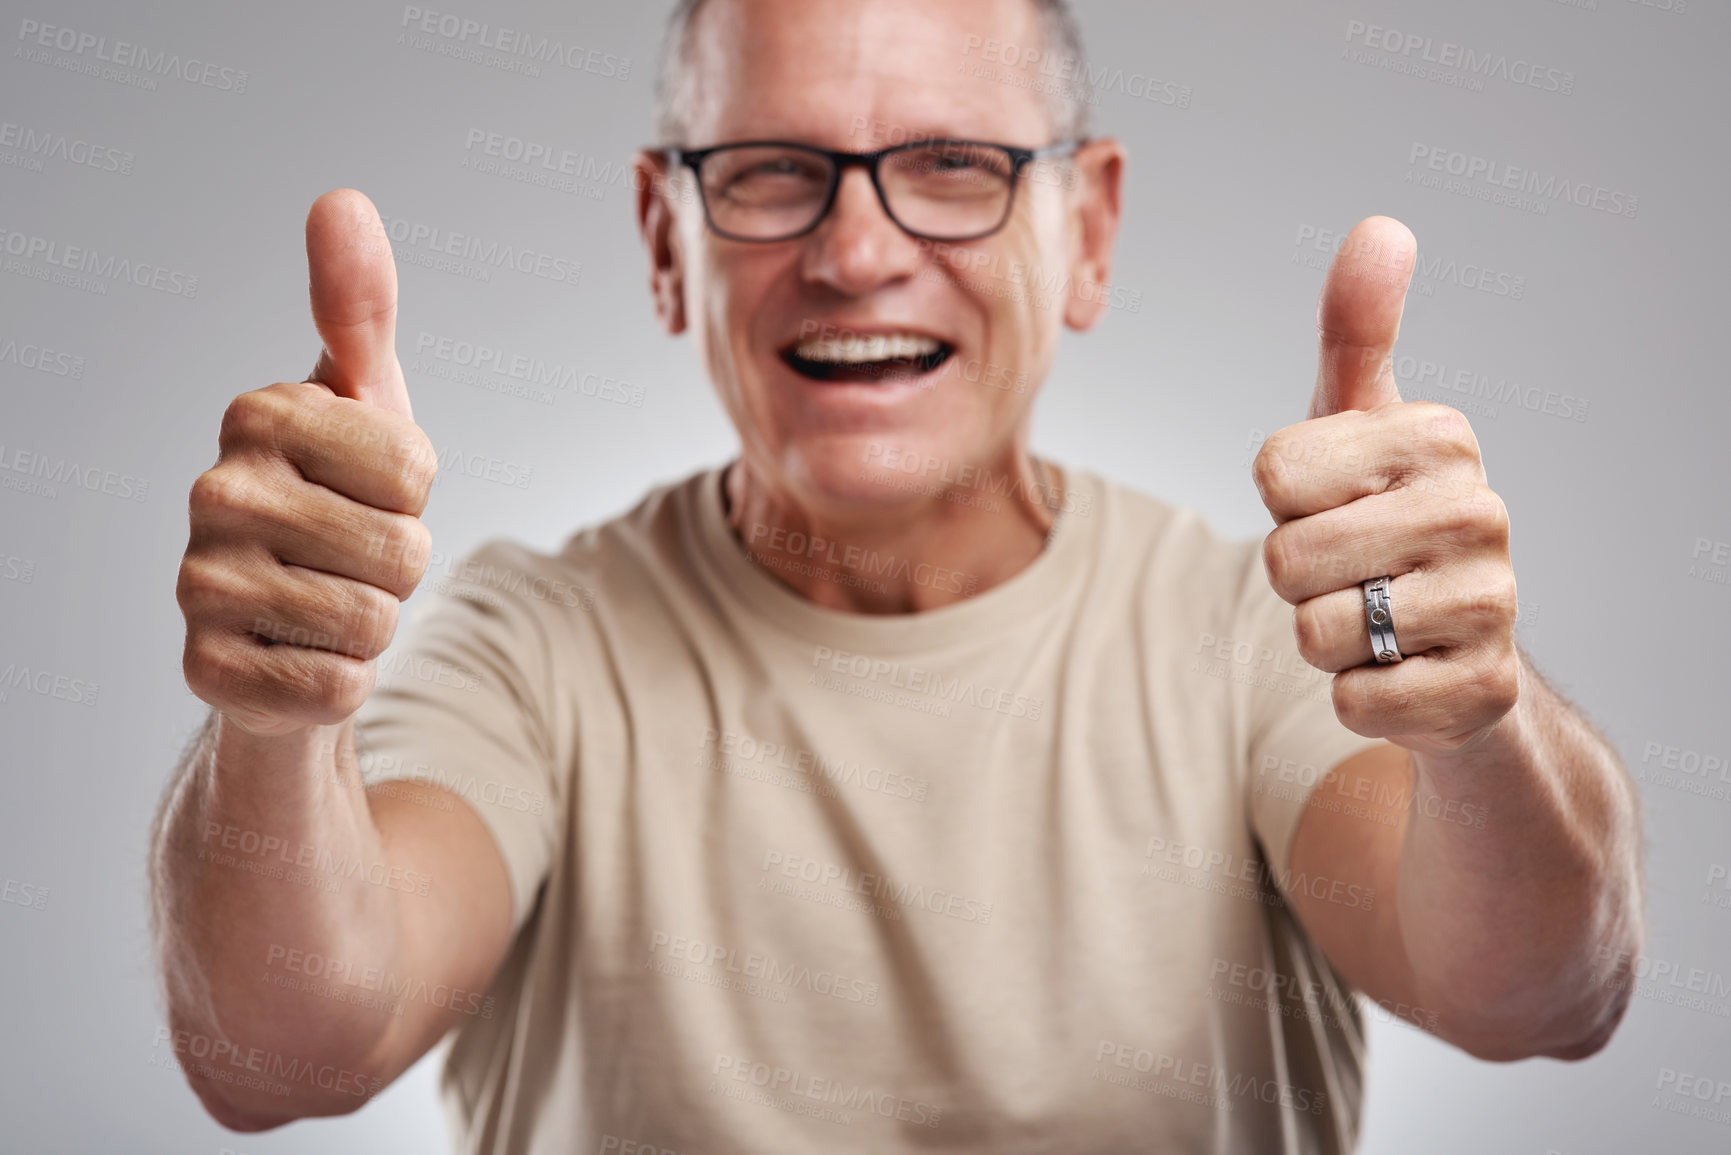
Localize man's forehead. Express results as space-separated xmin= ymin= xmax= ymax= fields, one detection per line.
xmin=682 ymin=0 xmax=1053 ymax=147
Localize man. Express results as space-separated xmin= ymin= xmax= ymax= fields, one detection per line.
xmin=149 ymin=0 xmax=1644 ymax=1150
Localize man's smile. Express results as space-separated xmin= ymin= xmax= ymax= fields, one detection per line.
xmin=779 ymin=329 xmax=955 ymax=383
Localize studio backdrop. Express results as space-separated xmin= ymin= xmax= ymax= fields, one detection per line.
xmin=1 ymin=0 xmax=1726 ymax=1152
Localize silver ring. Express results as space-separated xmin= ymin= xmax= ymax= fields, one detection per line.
xmin=1362 ymin=576 xmax=1404 ymax=664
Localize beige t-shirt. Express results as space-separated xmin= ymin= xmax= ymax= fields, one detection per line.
xmin=354 ymin=463 xmax=1387 ymax=1155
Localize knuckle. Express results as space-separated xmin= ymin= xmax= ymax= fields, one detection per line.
xmin=366 ymin=452 xmax=428 ymax=514
xmin=182 ymin=633 xmax=234 ymax=706
xmin=264 ymin=379 xmax=322 ymax=404
xmin=1331 ymin=673 xmax=1371 ymax=734
xmin=344 ymin=583 xmax=399 ymax=660
xmin=1251 ymin=440 xmax=1293 ymax=507
xmin=1262 ymin=528 xmax=1305 ymax=600
xmin=1492 ymin=671 xmax=1520 ymax=719
xmin=313 ymin=655 xmax=376 ymax=721
xmin=303 ymin=400 xmax=379 ymax=471
xmin=1261 ymin=532 xmax=1286 ymax=592
xmin=1291 ymin=603 xmax=1327 ymax=667
xmin=1432 ymin=486 xmax=1507 ymax=550
xmin=378 ymin=517 xmax=433 ymax=596
xmin=1478 ymin=650 xmax=1521 ymax=718
xmin=1413 ymin=402 xmax=1478 ymax=456
xmin=257 ymin=647 xmax=371 ymax=725
xmin=175 ymin=555 xmax=237 ymax=620
xmin=1477 ymin=568 xmax=1519 ymax=627
xmin=1476 ymin=490 xmax=1511 ymax=547
xmin=189 ymin=634 xmax=277 ymax=722
xmin=187 ymin=467 xmax=251 ymax=521
xmin=1434 ymin=497 xmax=1475 ymax=539
xmin=270 ymin=643 xmax=375 ymax=724
xmin=360 ymin=514 xmax=407 ymax=588
xmin=217 ymin=388 xmax=284 ymax=455
xmin=316 ymin=654 xmax=377 ymax=716
xmin=393 ymin=428 xmax=439 ymax=512
xmin=1432 ymin=489 xmax=1490 ymax=541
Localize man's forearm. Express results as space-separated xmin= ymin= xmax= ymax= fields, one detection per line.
xmin=149 ymin=711 xmax=405 ymax=1123
xmin=1395 ymin=652 xmax=1645 ymax=1058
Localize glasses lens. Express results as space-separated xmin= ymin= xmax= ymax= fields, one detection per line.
xmin=699 ymin=145 xmax=833 ymax=239
xmin=881 ymin=142 xmax=1016 ymax=239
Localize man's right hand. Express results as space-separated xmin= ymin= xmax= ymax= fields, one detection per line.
xmin=178 ymin=188 xmax=437 ymax=737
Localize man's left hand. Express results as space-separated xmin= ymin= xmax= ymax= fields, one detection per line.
xmin=1253 ymin=215 xmax=1520 ymax=757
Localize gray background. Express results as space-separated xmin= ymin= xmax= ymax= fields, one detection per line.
xmin=2 ymin=0 xmax=1726 ymax=1151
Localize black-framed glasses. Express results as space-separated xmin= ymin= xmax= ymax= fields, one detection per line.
xmin=659 ymin=138 xmax=1087 ymax=243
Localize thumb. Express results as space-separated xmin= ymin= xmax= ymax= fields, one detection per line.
xmin=304 ymin=188 xmax=413 ymax=420
xmin=1308 ymin=215 xmax=1417 ymax=421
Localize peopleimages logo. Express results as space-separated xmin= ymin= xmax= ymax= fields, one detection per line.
xmin=1408 ymin=143 xmax=1638 ymax=218
xmin=809 ymin=645 xmax=1044 ymax=720
xmin=432 ymin=444 xmax=534 ymax=490
xmin=16 ymin=18 xmax=249 ymax=92
xmin=0 ymin=663 xmax=99 ymax=706
xmin=1390 ymin=355 xmax=1589 ymax=422
xmin=749 ymin=524 xmax=979 ymax=597
xmin=1292 ymin=224 xmax=1528 ymax=302
xmin=399 ymin=6 xmax=631 ymax=79
xmin=701 ymin=727 xmax=930 ymax=803
xmin=151 ymin=1028 xmax=383 ymax=1100
xmin=263 ymin=943 xmax=496 ymax=1019
xmin=0 ymin=443 xmax=149 ymax=502
xmin=0 ymin=119 xmax=134 ymax=174
xmin=649 ymin=929 xmax=883 ymax=1006
xmin=711 ymin=1054 xmax=943 ymax=1128
xmin=381 ymin=214 xmax=581 ymax=287
xmin=760 ymin=848 xmax=996 ymax=925
xmin=959 ymin=34 xmax=1193 ymax=109
xmin=413 ymin=330 xmax=645 ymax=408
xmin=1142 ymin=835 xmax=1376 ymax=911
xmin=1343 ymin=20 xmax=1574 ymax=95
xmin=859 ymin=443 xmax=1092 ymax=516
xmin=0 ymin=336 xmax=84 ymax=378
xmin=0 ymin=227 xmax=199 ymax=297
xmin=1093 ymin=1040 xmax=1326 ymax=1115
xmin=1 ymin=878 xmax=50 ymax=911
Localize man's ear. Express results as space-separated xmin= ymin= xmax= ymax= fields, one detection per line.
xmin=635 ymin=149 xmax=687 ymax=335
xmin=1062 ymin=138 xmax=1127 ymax=333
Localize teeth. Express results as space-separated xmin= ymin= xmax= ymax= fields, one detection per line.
xmin=792 ymin=333 xmax=943 ymax=364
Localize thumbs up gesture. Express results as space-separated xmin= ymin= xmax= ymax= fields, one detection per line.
xmin=177 ymin=189 xmax=438 ymax=737
xmin=1252 ymin=216 xmax=1519 ymax=755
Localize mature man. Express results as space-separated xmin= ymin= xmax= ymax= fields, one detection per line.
xmin=150 ymin=0 xmax=1644 ymax=1151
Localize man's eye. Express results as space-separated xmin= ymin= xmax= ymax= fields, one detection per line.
xmin=727 ymin=159 xmax=822 ymax=186
xmin=907 ymin=149 xmax=1009 ymax=182
xmin=931 ymin=155 xmax=984 ymax=173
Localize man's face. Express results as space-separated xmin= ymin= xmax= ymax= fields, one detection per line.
xmin=642 ymin=0 xmax=1122 ymax=510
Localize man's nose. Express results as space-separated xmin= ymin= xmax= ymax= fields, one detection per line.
xmin=799 ymin=167 xmax=924 ymax=295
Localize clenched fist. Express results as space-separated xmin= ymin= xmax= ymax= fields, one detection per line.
xmin=1253 ymin=216 xmax=1520 ymax=756
xmin=178 ymin=189 xmax=437 ymax=736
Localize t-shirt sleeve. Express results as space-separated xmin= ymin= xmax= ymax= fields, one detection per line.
xmin=352 ymin=539 xmax=570 ymax=934
xmin=1233 ymin=540 xmax=1388 ymax=883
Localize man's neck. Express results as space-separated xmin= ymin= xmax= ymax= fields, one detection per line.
xmin=721 ymin=454 xmax=1064 ymax=614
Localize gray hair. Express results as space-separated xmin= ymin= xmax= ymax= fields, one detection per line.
xmin=653 ymin=0 xmax=1092 ymax=146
